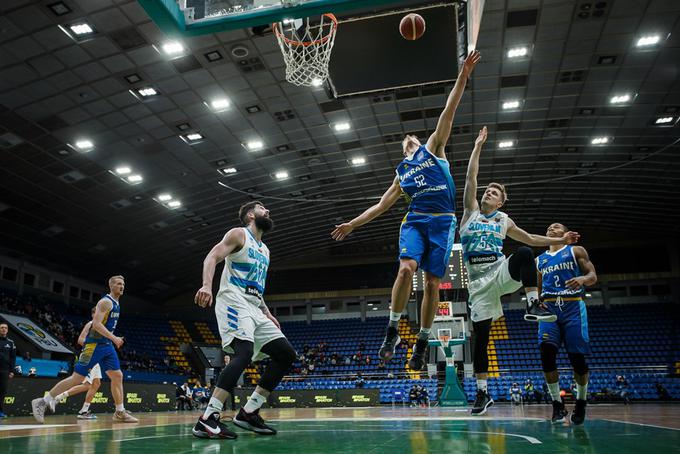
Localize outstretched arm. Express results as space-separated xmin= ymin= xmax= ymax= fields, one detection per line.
xmin=565 ymin=246 xmax=597 ymax=291
xmin=426 ymin=50 xmax=481 ymax=158
xmin=195 ymin=228 xmax=246 ymax=308
xmin=506 ymin=218 xmax=580 ymax=247
xmin=462 ymin=126 xmax=487 ymax=225
xmin=331 ymin=177 xmax=402 ymax=241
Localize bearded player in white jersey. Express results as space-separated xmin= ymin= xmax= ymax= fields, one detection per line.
xmin=192 ymin=201 xmax=296 ymax=440
xmin=461 ymin=127 xmax=579 ymax=415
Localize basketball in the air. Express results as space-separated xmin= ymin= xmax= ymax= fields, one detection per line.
xmin=399 ymin=13 xmax=426 ymax=40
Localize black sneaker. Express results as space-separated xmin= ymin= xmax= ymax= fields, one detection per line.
xmin=192 ymin=412 xmax=237 ymax=439
xmin=551 ymin=399 xmax=568 ymax=423
xmin=407 ymin=338 xmax=428 ymax=370
xmin=471 ymin=390 xmax=494 ymax=415
xmin=571 ymin=399 xmax=587 ymax=425
xmin=378 ymin=326 xmax=401 ymax=362
xmin=233 ymin=408 xmax=277 ymax=435
xmin=524 ymin=301 xmax=557 ymax=322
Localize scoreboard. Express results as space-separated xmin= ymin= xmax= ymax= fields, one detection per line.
xmin=411 ymin=243 xmax=469 ymax=291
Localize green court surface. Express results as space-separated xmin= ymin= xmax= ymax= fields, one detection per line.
xmin=2 ymin=418 xmax=679 ymax=453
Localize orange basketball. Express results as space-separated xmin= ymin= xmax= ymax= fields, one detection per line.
xmin=399 ymin=13 xmax=426 ymax=41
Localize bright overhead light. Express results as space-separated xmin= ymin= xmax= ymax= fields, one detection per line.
xmin=75 ymin=139 xmax=93 ymax=151
xmin=502 ymin=100 xmax=521 ymax=110
xmin=591 ymin=136 xmax=609 ymax=145
xmin=274 ymin=171 xmax=289 ymax=180
xmin=137 ymin=87 xmax=158 ymax=97
xmin=219 ymin=167 xmax=237 ymax=175
xmin=161 ymin=41 xmax=184 ymax=55
xmin=167 ymin=200 xmax=182 ymax=208
xmin=333 ymin=122 xmax=351 ymax=132
xmin=186 ymin=133 xmax=203 ymax=141
xmin=311 ymin=77 xmax=324 ymax=87
xmin=507 ymin=47 xmax=528 ymax=58
xmin=157 ymin=194 xmax=172 ymax=202
xmin=655 ymin=116 xmax=674 ymax=124
xmin=610 ymin=94 xmax=631 ymax=104
xmin=69 ymin=23 xmax=94 ymax=35
xmin=498 ymin=141 xmax=514 ymax=148
xmin=127 ymin=174 xmax=143 ymax=183
xmin=351 ymin=157 xmax=366 ymax=166
xmin=115 ymin=166 xmax=131 ymax=175
xmin=636 ymin=35 xmax=660 ymax=47
xmin=246 ymin=140 xmax=264 ymax=151
xmin=209 ymin=98 xmax=230 ymax=111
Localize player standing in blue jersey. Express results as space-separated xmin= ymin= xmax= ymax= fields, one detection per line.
xmin=31 ymin=275 xmax=138 ymax=423
xmin=331 ymin=50 xmax=481 ymax=371
xmin=537 ymin=223 xmax=597 ymax=425
xmin=462 ymin=127 xmax=580 ymax=415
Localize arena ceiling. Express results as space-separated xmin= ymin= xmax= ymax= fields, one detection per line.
xmin=0 ymin=0 xmax=679 ymax=301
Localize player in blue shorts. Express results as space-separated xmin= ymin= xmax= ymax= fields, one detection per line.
xmin=332 ymin=51 xmax=481 ymax=370
xmin=31 ymin=275 xmax=138 ymax=423
xmin=536 ymin=223 xmax=597 ymax=425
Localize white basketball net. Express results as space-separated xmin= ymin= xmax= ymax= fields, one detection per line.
xmin=273 ymin=14 xmax=337 ymax=87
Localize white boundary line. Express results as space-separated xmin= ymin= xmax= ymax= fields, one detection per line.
xmin=602 ymin=419 xmax=680 ymax=432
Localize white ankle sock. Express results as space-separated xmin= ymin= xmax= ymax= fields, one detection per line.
xmin=576 ymin=383 xmax=588 ymax=401
xmin=115 ymin=404 xmax=125 ymax=412
xmin=547 ymin=382 xmax=561 ymax=400
xmin=203 ymin=397 xmax=223 ymax=419
xmin=80 ymin=402 xmax=90 ymax=413
xmin=44 ymin=393 xmax=56 ymax=405
xmin=476 ymin=379 xmax=488 ymax=392
xmin=526 ymin=290 xmax=539 ymax=306
xmin=55 ymin=391 xmax=69 ymax=402
xmin=243 ymin=391 xmax=267 ymax=414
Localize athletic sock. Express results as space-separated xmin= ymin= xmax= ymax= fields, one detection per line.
xmin=115 ymin=404 xmax=125 ymax=412
xmin=203 ymin=397 xmax=223 ymax=419
xmin=476 ymin=379 xmax=488 ymax=393
xmin=547 ymin=382 xmax=561 ymax=401
xmin=576 ymin=383 xmax=588 ymax=401
xmin=55 ymin=391 xmax=69 ymax=401
xmin=43 ymin=393 xmax=56 ymax=405
xmin=526 ymin=290 xmax=539 ymax=307
xmin=388 ymin=311 xmax=401 ymax=329
xmin=417 ymin=327 xmax=431 ymax=341
xmin=243 ymin=391 xmax=267 ymax=414
xmin=80 ymin=403 xmax=90 ymax=413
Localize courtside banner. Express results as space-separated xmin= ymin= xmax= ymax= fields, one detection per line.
xmin=0 ymin=313 xmax=73 ymax=354
xmin=3 ymin=377 xmax=175 ymax=416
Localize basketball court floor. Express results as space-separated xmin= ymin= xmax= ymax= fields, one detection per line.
xmin=1 ymin=405 xmax=678 ymax=452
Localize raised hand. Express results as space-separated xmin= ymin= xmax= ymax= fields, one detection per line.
xmin=475 ymin=126 xmax=488 ymax=147
xmin=331 ymin=222 xmax=354 ymax=241
xmin=463 ymin=50 xmax=481 ymax=75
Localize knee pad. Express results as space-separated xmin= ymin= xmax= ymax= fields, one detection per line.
xmin=568 ymin=353 xmax=589 ymax=375
xmin=540 ymin=342 xmax=558 ymax=373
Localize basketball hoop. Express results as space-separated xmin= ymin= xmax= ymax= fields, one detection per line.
xmin=437 ymin=329 xmax=452 ymax=349
xmin=273 ymin=13 xmax=337 ymax=87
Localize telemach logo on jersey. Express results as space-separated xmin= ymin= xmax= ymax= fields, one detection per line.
xmin=245 ymin=285 xmax=263 ymax=299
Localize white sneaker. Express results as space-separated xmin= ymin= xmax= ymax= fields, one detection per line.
xmin=77 ymin=411 xmax=98 ymax=420
xmin=113 ymin=410 xmax=138 ymax=423
xmin=31 ymin=398 xmax=47 ymax=423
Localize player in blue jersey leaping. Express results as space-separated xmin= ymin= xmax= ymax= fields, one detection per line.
xmin=331 ymin=50 xmax=481 ymax=371
xmin=461 ymin=127 xmax=580 ymax=415
xmin=537 ymin=222 xmax=597 ymax=425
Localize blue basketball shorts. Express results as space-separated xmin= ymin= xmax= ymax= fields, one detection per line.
xmin=538 ymin=299 xmax=590 ymax=354
xmin=74 ymin=342 xmax=120 ymax=376
xmin=398 ymin=212 xmax=457 ymax=278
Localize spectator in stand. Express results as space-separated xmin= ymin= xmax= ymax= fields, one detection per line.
xmin=365 ymin=355 xmax=371 ymax=365
xmin=344 ymin=356 xmax=351 ymax=366
xmin=510 ymin=382 xmax=522 ymax=405
xmin=0 ymin=323 xmax=17 ymax=418
xmin=377 ymin=360 xmax=385 ymax=371
xmin=355 ymin=373 xmax=365 ymax=388
xmin=656 ymin=382 xmax=670 ymax=401
xmin=419 ymin=386 xmax=430 ymax=407
xmin=542 ymin=381 xmax=552 ymax=403
xmin=524 ymin=379 xmax=535 ymax=404
xmin=193 ymin=381 xmax=208 ymax=409
xmin=23 ymin=351 xmax=31 ymax=362
xmin=176 ymin=383 xmax=191 ymax=410
xmin=409 ymin=385 xmax=418 ymax=406
xmin=616 ymin=375 xmax=631 ymax=405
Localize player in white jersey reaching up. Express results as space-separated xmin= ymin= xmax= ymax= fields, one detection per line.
xmin=192 ymin=201 xmax=296 ymax=440
xmin=462 ymin=127 xmax=579 ymax=415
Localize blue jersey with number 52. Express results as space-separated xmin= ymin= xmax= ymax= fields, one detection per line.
xmin=537 ymin=245 xmax=583 ymax=298
xmin=396 ymin=145 xmax=455 ymax=213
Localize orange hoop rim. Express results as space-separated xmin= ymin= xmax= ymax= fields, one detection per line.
xmin=273 ymin=13 xmax=337 ymax=48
